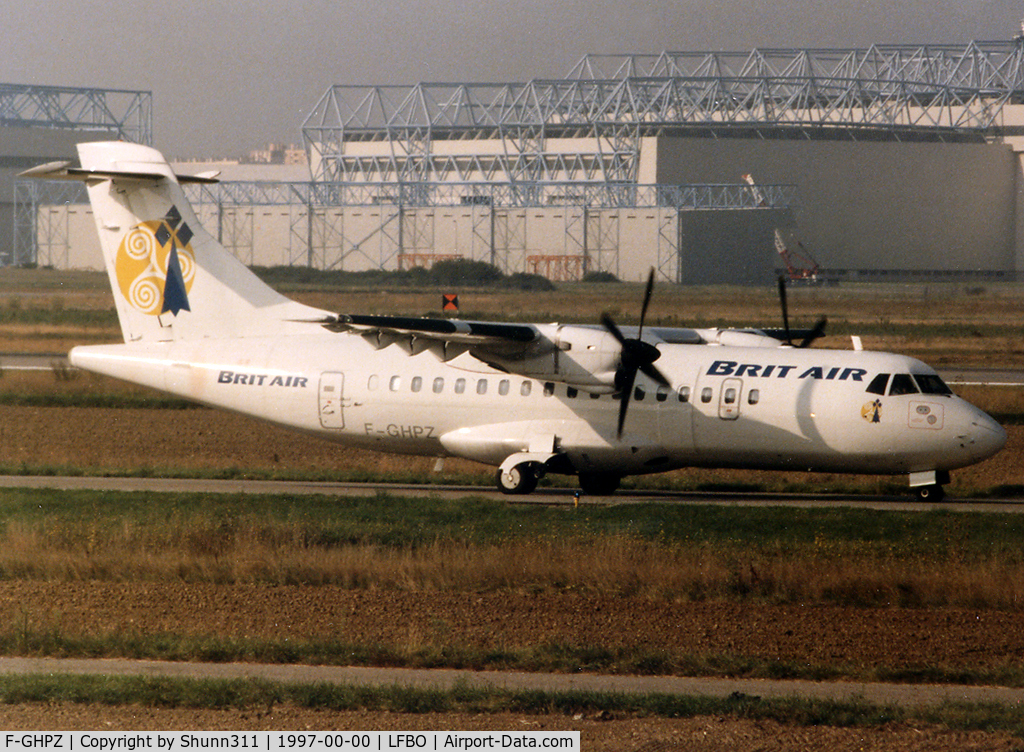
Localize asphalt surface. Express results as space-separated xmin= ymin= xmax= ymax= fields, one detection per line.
xmin=2 ymin=474 xmax=1023 ymax=512
xmin=2 ymin=656 xmax=1023 ymax=709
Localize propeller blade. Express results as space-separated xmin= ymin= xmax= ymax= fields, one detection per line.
xmin=640 ymin=360 xmax=671 ymax=388
xmin=637 ymin=268 xmax=655 ymax=337
xmin=600 ymin=312 xmax=628 ymax=347
xmin=604 ymin=268 xmax=667 ymax=438
xmin=798 ymin=316 xmax=828 ymax=348
xmin=777 ymin=275 xmax=792 ymax=345
xmin=616 ymin=365 xmax=639 ymax=438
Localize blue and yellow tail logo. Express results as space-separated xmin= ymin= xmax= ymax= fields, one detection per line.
xmin=115 ymin=206 xmax=194 ymax=316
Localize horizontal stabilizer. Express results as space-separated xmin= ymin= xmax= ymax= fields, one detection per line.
xmin=19 ymin=159 xmax=219 ymax=184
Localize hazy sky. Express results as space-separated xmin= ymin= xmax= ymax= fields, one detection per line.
xmin=4 ymin=0 xmax=1023 ymax=157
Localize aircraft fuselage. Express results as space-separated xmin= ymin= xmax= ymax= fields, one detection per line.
xmin=71 ymin=332 xmax=1005 ymax=482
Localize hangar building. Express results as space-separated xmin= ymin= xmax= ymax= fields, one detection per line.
xmin=12 ymin=41 xmax=1024 ymax=284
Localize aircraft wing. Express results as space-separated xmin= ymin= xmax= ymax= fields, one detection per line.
xmin=321 ymin=314 xmax=550 ymax=361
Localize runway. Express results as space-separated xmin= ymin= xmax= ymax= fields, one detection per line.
xmin=2 ymin=656 xmax=1023 ymax=709
xmin=1 ymin=474 xmax=1022 ymax=512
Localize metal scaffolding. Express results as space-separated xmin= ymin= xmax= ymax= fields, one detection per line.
xmin=15 ymin=178 xmax=795 ymax=280
xmin=566 ymin=43 xmax=1024 ymax=91
xmin=0 ymin=83 xmax=152 ymax=144
xmin=305 ymin=42 xmax=1024 ymax=186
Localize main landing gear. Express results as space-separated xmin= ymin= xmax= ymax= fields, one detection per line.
xmin=578 ymin=472 xmax=621 ymax=496
xmin=497 ymin=463 xmax=623 ymax=497
xmin=491 ymin=456 xmax=618 ymax=497
xmin=496 ymin=463 xmax=540 ymax=495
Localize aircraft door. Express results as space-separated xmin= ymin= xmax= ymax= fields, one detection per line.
xmin=318 ymin=372 xmax=345 ymax=429
xmin=718 ymin=378 xmax=742 ymax=420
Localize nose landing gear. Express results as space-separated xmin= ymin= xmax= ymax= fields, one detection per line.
xmin=913 ymin=484 xmax=945 ymax=502
xmin=909 ymin=470 xmax=949 ymax=503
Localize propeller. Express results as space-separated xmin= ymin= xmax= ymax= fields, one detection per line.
xmin=777 ymin=275 xmax=827 ymax=348
xmin=601 ymin=269 xmax=670 ymax=438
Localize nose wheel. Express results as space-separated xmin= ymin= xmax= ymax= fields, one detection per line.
xmin=909 ymin=470 xmax=949 ymax=503
xmin=913 ymin=484 xmax=945 ymax=502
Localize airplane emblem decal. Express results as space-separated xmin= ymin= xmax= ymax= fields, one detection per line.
xmin=862 ymin=399 xmax=883 ymax=423
xmin=115 ymin=206 xmax=194 ymax=316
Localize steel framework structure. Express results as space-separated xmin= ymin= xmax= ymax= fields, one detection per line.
xmin=15 ymin=178 xmax=793 ymax=281
xmin=304 ymin=42 xmax=1024 ymax=185
xmin=567 ymin=43 xmax=1024 ymax=91
xmin=0 ymin=83 xmax=152 ymax=144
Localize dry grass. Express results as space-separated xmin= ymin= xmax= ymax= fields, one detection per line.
xmin=2 ymin=515 xmax=1023 ymax=610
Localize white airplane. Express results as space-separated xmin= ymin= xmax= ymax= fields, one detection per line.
xmin=23 ymin=142 xmax=1006 ymax=501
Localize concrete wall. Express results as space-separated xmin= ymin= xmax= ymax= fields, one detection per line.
xmin=654 ymin=137 xmax=1017 ymax=274
xmin=678 ymin=209 xmax=790 ymax=285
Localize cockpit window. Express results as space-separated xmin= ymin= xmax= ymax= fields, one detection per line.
xmin=913 ymin=373 xmax=953 ymax=395
xmin=888 ymin=373 xmax=919 ymax=396
xmin=866 ymin=373 xmax=890 ymax=395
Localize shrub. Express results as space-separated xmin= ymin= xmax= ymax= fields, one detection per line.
xmin=582 ymin=271 xmax=619 ymax=283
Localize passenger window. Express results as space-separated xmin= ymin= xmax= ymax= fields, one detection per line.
xmin=724 ymin=387 xmax=737 ymax=404
xmin=477 ymin=379 xmax=488 ymax=395
xmin=411 ymin=376 xmax=423 ymax=393
xmin=888 ymin=374 xmax=919 ymax=396
xmin=433 ymin=377 xmax=444 ymax=394
xmin=634 ymin=385 xmax=646 ymax=401
xmin=389 ymin=375 xmax=401 ymax=392
xmin=748 ymin=389 xmax=760 ymax=405
xmin=544 ymin=382 xmax=555 ymax=397
xmin=567 ymin=386 xmax=578 ymax=398
xmin=521 ymin=381 xmax=532 ymax=397
xmin=590 ymin=391 xmax=601 ymax=399
xmin=701 ymin=387 xmax=713 ymax=404
xmin=455 ymin=378 xmax=466 ymax=394
xmin=499 ymin=379 xmax=510 ymax=396
xmin=368 ymin=374 xmax=379 ymax=391
xmin=678 ymin=386 xmax=691 ymax=403
xmin=656 ymin=385 xmax=670 ymax=402
xmin=866 ymin=373 xmax=890 ymax=396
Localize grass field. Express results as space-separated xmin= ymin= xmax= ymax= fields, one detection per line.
xmin=2 ymin=488 xmax=1024 ymax=609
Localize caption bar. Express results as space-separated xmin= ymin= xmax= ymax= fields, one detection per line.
xmin=1 ymin=734 xmax=580 ymax=752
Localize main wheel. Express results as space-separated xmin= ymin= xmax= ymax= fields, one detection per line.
xmin=578 ymin=472 xmax=621 ymax=496
xmin=914 ymin=484 xmax=945 ymax=502
xmin=497 ymin=463 xmax=538 ymax=495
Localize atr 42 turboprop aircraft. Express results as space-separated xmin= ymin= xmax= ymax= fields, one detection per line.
xmin=23 ymin=142 xmax=1006 ymax=500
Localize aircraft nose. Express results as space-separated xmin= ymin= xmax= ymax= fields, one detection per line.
xmin=966 ymin=410 xmax=1007 ymax=463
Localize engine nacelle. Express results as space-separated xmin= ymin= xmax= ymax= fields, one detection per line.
xmin=482 ymin=323 xmax=621 ymax=391
xmin=698 ymin=328 xmax=787 ymax=348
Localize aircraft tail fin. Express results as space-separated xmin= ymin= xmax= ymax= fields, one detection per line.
xmin=24 ymin=142 xmax=328 ymax=343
